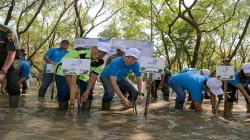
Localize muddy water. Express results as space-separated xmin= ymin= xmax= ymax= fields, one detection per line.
xmin=0 ymin=83 xmax=250 ymax=140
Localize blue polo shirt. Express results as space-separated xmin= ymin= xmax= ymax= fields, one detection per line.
xmin=100 ymin=57 xmax=141 ymax=81
xmin=44 ymin=48 xmax=68 ymax=71
xmin=44 ymin=48 xmax=68 ymax=63
xmin=178 ymin=68 xmax=198 ymax=74
xmin=19 ymin=59 xmax=30 ymax=78
xmin=229 ymin=72 xmax=248 ymax=87
xmin=169 ymin=72 xmax=209 ymax=102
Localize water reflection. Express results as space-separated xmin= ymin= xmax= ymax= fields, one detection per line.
xmin=0 ymin=86 xmax=250 ymax=140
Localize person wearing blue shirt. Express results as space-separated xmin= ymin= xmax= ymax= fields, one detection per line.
xmin=178 ymin=67 xmax=198 ymax=101
xmin=178 ymin=67 xmax=198 ymax=73
xmin=18 ymin=49 xmax=30 ymax=94
xmin=225 ymin=63 xmax=250 ymax=116
xmin=168 ymin=72 xmax=221 ymax=112
xmin=38 ymin=39 xmax=69 ymax=98
xmin=100 ymin=48 xmax=144 ymax=110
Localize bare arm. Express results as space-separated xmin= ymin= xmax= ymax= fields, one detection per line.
xmin=43 ymin=55 xmax=56 ymax=64
xmin=110 ymin=76 xmax=126 ymax=100
xmin=136 ymin=76 xmax=143 ymax=93
xmin=1 ymin=51 xmax=16 ymax=71
xmin=110 ymin=76 xmax=132 ymax=108
xmin=84 ymin=73 xmax=98 ymax=94
xmin=236 ymin=84 xmax=250 ymax=102
xmin=205 ymin=87 xmax=216 ymax=113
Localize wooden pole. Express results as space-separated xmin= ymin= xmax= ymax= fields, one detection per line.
xmin=223 ymin=80 xmax=228 ymax=117
xmin=69 ymin=75 xmax=77 ymax=114
xmin=144 ymin=73 xmax=152 ymax=116
xmin=51 ymin=74 xmax=55 ymax=100
xmin=144 ymin=0 xmax=153 ymax=117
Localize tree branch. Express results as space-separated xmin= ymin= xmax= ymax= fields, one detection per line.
xmin=4 ymin=0 xmax=15 ymax=25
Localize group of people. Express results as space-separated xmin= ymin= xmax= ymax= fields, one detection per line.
xmin=38 ymin=38 xmax=144 ymax=111
xmin=1 ymin=24 xmax=250 ymax=117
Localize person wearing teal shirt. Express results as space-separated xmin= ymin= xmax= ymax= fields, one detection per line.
xmin=100 ymin=48 xmax=144 ymax=110
xmin=225 ymin=63 xmax=250 ymax=116
xmin=168 ymin=72 xmax=222 ymax=112
xmin=38 ymin=39 xmax=69 ymax=98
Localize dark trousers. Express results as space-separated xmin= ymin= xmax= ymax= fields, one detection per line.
xmin=151 ymin=80 xmax=169 ymax=98
xmin=55 ymin=75 xmax=70 ymax=102
xmin=6 ymin=68 xmax=20 ymax=96
xmin=38 ymin=72 xmax=54 ymax=97
xmin=101 ymin=76 xmax=139 ymax=102
xmin=77 ymin=79 xmax=93 ymax=100
xmin=226 ymin=83 xmax=250 ymax=104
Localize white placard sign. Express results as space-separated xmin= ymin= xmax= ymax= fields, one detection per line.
xmin=74 ymin=38 xmax=153 ymax=57
xmin=216 ymin=65 xmax=235 ymax=80
xmin=139 ymin=57 xmax=165 ymax=74
xmin=152 ymin=73 xmax=162 ymax=80
xmin=62 ymin=58 xmax=91 ymax=75
xmin=46 ymin=64 xmax=55 ymax=73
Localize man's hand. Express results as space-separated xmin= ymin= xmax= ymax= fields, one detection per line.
xmin=81 ymin=91 xmax=89 ymax=103
xmin=136 ymin=95 xmax=144 ymax=105
xmin=121 ymin=98 xmax=132 ymax=109
xmin=0 ymin=73 xmax=5 ymax=82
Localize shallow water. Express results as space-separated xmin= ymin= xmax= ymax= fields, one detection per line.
xmin=0 ymin=83 xmax=250 ymax=140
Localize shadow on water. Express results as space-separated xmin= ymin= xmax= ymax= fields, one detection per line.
xmin=0 ymin=84 xmax=250 ymax=140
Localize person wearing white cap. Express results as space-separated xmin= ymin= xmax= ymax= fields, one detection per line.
xmin=200 ymin=69 xmax=211 ymax=99
xmin=105 ymin=44 xmax=126 ymax=67
xmin=168 ymin=72 xmax=223 ymax=113
xmin=100 ymin=48 xmax=144 ymax=110
xmin=54 ymin=42 xmax=110 ymax=110
xmin=38 ymin=38 xmax=70 ymax=98
xmin=224 ymin=63 xmax=250 ymax=116
xmin=206 ymin=78 xmax=224 ymax=113
xmin=200 ymin=69 xmax=210 ymax=76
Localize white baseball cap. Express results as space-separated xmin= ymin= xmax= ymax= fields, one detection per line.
xmin=206 ymin=78 xmax=224 ymax=96
xmin=117 ymin=44 xmax=126 ymax=52
xmin=201 ymin=69 xmax=210 ymax=76
xmin=243 ymin=63 xmax=250 ymax=73
xmin=97 ymin=42 xmax=111 ymax=53
xmin=125 ymin=48 xmax=140 ymax=59
xmin=61 ymin=38 xmax=70 ymax=43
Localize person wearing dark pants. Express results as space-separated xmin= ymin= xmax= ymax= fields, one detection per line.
xmin=0 ymin=24 xmax=20 ymax=107
xmin=151 ymin=69 xmax=172 ymax=100
xmin=55 ymin=42 xmax=110 ymax=110
xmin=224 ymin=64 xmax=250 ymax=117
xmin=100 ymin=48 xmax=144 ymax=110
xmin=168 ymin=72 xmax=222 ymax=113
xmin=55 ymin=75 xmax=70 ymax=110
xmin=38 ymin=39 xmax=69 ymax=98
